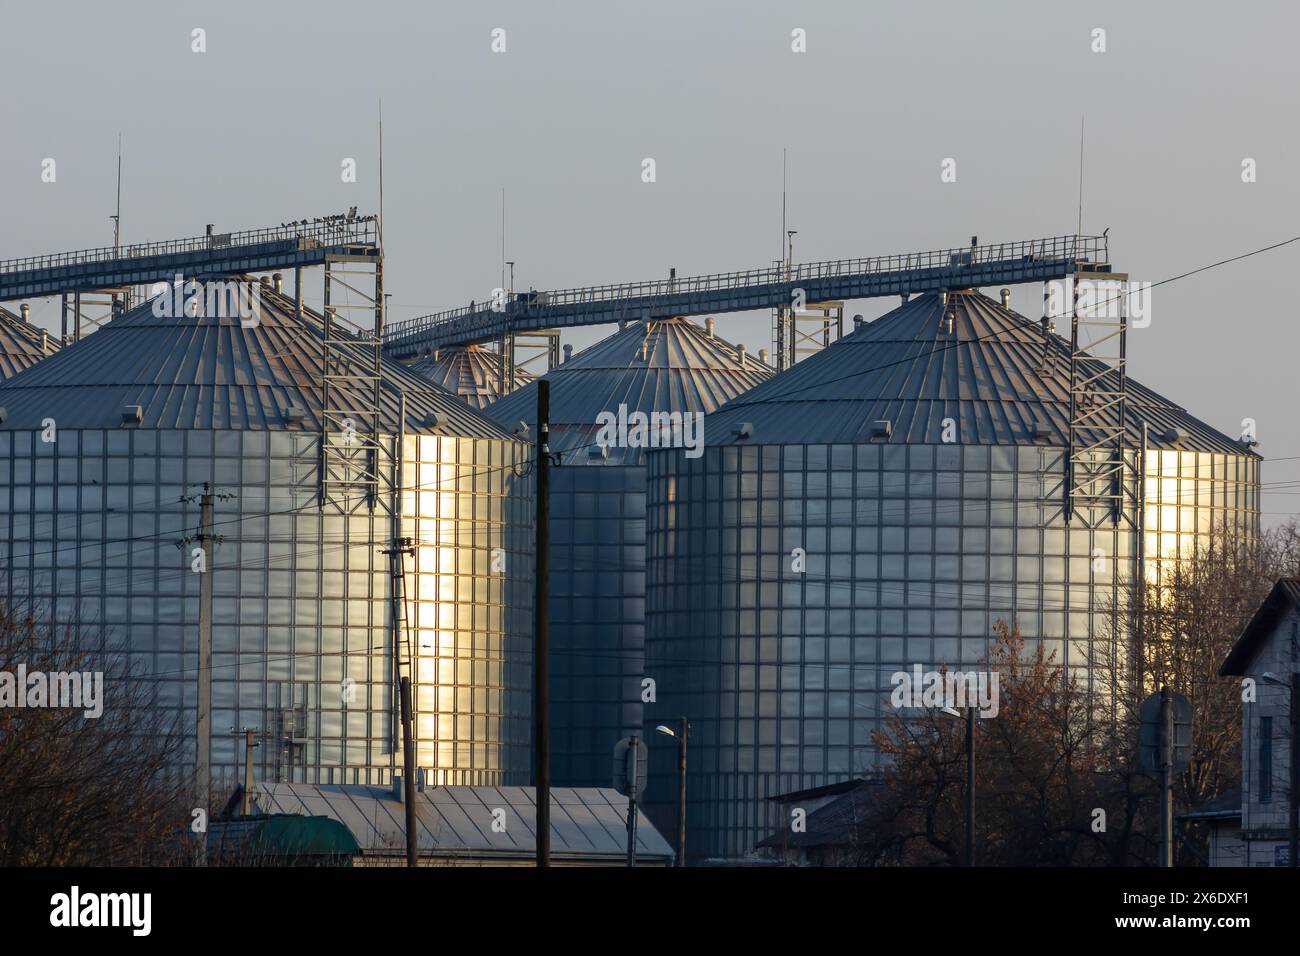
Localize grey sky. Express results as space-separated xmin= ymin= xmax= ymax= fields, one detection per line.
xmin=2 ymin=0 xmax=1297 ymax=520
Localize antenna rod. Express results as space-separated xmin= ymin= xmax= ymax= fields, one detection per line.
xmin=378 ymin=100 xmax=385 ymax=250
xmin=113 ymin=133 xmax=122 ymax=253
xmin=781 ymin=147 xmax=787 ymax=262
xmin=1077 ymin=116 xmax=1085 ymax=237
xmin=501 ymin=186 xmax=506 ymax=294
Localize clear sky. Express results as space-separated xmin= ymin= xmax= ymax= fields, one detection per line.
xmin=3 ymin=0 xmax=1297 ymax=520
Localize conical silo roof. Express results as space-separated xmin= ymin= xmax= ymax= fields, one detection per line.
xmin=0 ymin=281 xmax=513 ymax=438
xmin=0 ymin=306 xmax=59 ymax=380
xmin=705 ymin=289 xmax=1250 ymax=454
xmin=487 ymin=316 xmax=774 ymax=461
xmin=406 ymin=344 xmax=534 ymax=409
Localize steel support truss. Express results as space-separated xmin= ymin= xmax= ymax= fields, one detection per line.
xmin=320 ymin=254 xmax=390 ymax=513
xmin=772 ymin=300 xmax=844 ymax=371
xmin=60 ymin=287 xmax=130 ymax=345
xmin=497 ymin=329 xmax=560 ymax=394
xmin=1064 ymin=271 xmax=1136 ymax=527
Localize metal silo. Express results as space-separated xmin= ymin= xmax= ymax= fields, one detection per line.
xmin=644 ymin=289 xmax=1260 ymax=860
xmin=0 ymin=280 xmax=534 ymax=793
xmin=487 ymin=317 xmax=773 ymax=789
xmin=0 ymin=304 xmax=58 ymax=380
xmin=406 ymin=344 xmax=534 ymax=410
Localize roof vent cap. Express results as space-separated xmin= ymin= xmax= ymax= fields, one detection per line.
xmin=871 ymin=420 xmax=893 ymax=440
xmin=1163 ymin=426 xmax=1185 ymax=444
xmin=121 ymin=405 xmax=143 ymax=425
xmin=732 ymin=422 xmax=754 ymax=440
xmin=853 ymin=314 xmax=865 ymax=331
xmin=423 ymin=412 xmax=441 ymax=430
xmin=758 ymin=348 xmax=770 ymax=365
xmin=1032 ymin=422 xmax=1053 ymax=442
xmin=283 ymin=405 xmax=307 ymax=425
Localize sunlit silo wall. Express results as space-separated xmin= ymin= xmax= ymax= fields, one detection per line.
xmin=644 ymin=289 xmax=1259 ymax=860
xmin=0 ymin=281 xmax=534 ymax=792
xmin=489 ymin=317 xmax=772 ymax=789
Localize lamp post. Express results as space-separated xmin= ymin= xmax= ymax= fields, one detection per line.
xmin=656 ymin=719 xmax=688 ymax=866
xmin=1262 ymin=671 xmax=1298 ymax=868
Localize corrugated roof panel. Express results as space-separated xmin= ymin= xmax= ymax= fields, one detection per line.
xmin=705 ymin=289 xmax=1254 ymax=455
xmin=0 ymin=306 xmax=59 ymax=380
xmin=487 ymin=316 xmax=774 ymax=462
xmin=406 ymin=345 xmax=534 ymax=409
xmin=0 ymin=283 xmax=517 ymax=440
xmin=247 ymin=781 xmax=672 ymax=859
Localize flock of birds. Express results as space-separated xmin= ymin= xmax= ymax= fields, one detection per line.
xmin=278 ymin=208 xmax=365 ymax=229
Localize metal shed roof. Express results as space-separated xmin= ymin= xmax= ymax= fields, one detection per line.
xmin=246 ymin=782 xmax=674 ymax=862
xmin=0 ymin=305 xmax=58 ymax=380
xmin=487 ymin=316 xmax=774 ymax=462
xmin=704 ymin=289 xmax=1254 ymax=454
xmin=406 ymin=344 xmax=533 ymax=409
xmin=0 ymin=282 xmax=516 ymax=438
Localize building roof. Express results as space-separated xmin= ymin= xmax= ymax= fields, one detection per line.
xmin=1220 ymin=579 xmax=1300 ymax=676
xmin=1178 ymin=786 xmax=1242 ymax=823
xmin=703 ymin=289 xmax=1254 ymax=453
xmin=241 ymin=781 xmax=674 ymax=863
xmin=406 ymin=344 xmax=533 ymax=409
xmin=0 ymin=282 xmax=515 ymax=438
xmin=0 ymin=305 xmax=58 ymax=380
xmin=756 ymin=779 xmax=882 ymax=851
xmin=487 ymin=317 xmax=773 ymax=463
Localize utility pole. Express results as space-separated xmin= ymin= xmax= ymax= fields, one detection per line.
xmin=381 ymin=536 xmax=418 ymax=867
xmin=676 ymin=717 xmax=687 ymax=867
xmin=534 ymin=379 xmax=551 ymax=867
xmin=626 ymin=733 xmax=640 ymax=868
xmin=241 ymin=729 xmax=258 ymax=816
xmin=399 ymin=676 xmax=417 ymax=866
xmin=1290 ymin=673 xmax=1298 ymax=868
xmin=1160 ymin=685 xmax=1174 ymax=868
xmin=965 ymin=707 xmax=975 ymax=867
xmin=196 ymin=485 xmax=214 ymax=867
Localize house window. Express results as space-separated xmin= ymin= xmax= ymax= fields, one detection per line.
xmin=1259 ymin=716 xmax=1273 ymax=804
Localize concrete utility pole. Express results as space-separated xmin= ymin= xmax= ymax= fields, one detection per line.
xmin=241 ymin=730 xmax=258 ymax=816
xmin=965 ymin=707 xmax=975 ymax=867
xmin=534 ymin=379 xmax=551 ymax=867
xmin=1290 ymin=674 xmax=1298 ymax=868
xmin=1160 ymin=685 xmax=1174 ymax=868
xmin=382 ymin=536 xmax=418 ymax=867
xmin=676 ymin=717 xmax=687 ymax=867
xmin=399 ymin=675 xmax=417 ymax=866
xmin=196 ymin=485 xmax=214 ymax=866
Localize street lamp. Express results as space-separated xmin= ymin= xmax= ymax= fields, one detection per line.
xmin=1261 ymin=672 xmax=1298 ymax=868
xmin=656 ymin=718 xmax=688 ymax=866
xmin=942 ymin=706 xmax=976 ymax=867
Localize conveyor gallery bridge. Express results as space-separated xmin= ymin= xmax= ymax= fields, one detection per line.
xmin=383 ymin=234 xmax=1111 ymax=357
xmin=0 ymin=215 xmax=380 ymax=301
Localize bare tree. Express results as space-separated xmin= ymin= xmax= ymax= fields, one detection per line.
xmin=0 ymin=599 xmax=193 ymax=865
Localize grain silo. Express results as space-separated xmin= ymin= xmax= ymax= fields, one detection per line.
xmin=0 ymin=304 xmax=58 ymax=380
xmin=487 ymin=317 xmax=774 ymax=789
xmin=406 ymin=344 xmax=534 ymax=409
xmin=0 ymin=279 xmax=534 ymax=793
xmin=643 ymin=288 xmax=1259 ymax=860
